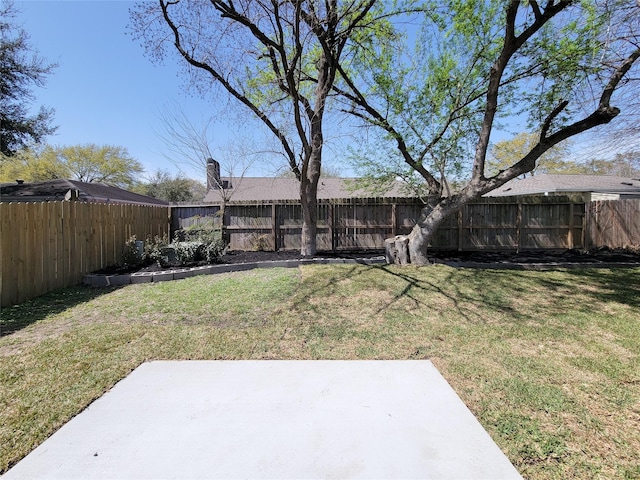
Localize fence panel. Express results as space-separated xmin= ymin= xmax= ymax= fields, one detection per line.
xmin=460 ymin=202 xmax=518 ymax=250
xmin=170 ymin=196 xmax=591 ymax=254
xmin=587 ymin=199 xmax=640 ymax=248
xmin=522 ymin=203 xmax=573 ymax=249
xmin=1 ymin=201 xmax=169 ymax=307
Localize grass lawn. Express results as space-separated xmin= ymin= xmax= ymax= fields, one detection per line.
xmin=1 ymin=264 xmax=639 ymax=479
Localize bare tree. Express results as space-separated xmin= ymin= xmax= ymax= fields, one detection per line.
xmin=131 ymin=0 xmax=378 ymax=256
xmin=154 ymin=100 xmax=254 ymax=208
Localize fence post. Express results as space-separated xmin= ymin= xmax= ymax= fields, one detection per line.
xmin=391 ymin=202 xmax=397 ymax=238
xmin=516 ymin=202 xmax=523 ymax=252
xmin=457 ymin=209 xmax=463 ymax=251
xmin=272 ymin=202 xmax=278 ymax=251
xmin=329 ymin=202 xmax=336 ymax=252
xmin=568 ymin=202 xmax=574 ymax=249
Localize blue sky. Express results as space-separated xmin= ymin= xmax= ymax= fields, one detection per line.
xmin=17 ymin=0 xmax=275 ymax=182
xmin=15 ymin=1 xmax=628 ymax=185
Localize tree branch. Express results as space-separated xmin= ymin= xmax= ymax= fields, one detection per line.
xmin=159 ymin=0 xmax=301 ymax=178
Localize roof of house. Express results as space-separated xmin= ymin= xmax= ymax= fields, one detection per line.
xmin=202 ymin=177 xmax=412 ymax=203
xmin=485 ymin=174 xmax=640 ymax=197
xmin=0 ymin=179 xmax=169 ymax=206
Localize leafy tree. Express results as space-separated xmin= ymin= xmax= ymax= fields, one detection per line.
xmin=56 ymin=144 xmax=143 ymax=189
xmin=0 ymin=146 xmax=66 ymax=181
xmin=570 ymin=151 xmax=640 ymax=177
xmin=489 ymin=138 xmax=640 ymax=178
xmin=0 ymin=0 xmax=56 ymax=156
xmin=0 ymin=144 xmax=144 ymax=189
xmin=335 ymin=0 xmax=640 ymax=264
xmin=135 ymin=169 xmax=206 ymax=202
xmin=488 ymin=132 xmax=572 ymax=177
xmin=130 ymin=0 xmax=380 ymax=256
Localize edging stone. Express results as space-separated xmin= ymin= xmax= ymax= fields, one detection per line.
xmin=82 ymin=256 xmax=635 ymax=287
xmin=83 ymin=257 xmax=387 ymax=287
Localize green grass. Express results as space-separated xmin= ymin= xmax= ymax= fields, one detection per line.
xmin=1 ymin=265 xmax=639 ymax=479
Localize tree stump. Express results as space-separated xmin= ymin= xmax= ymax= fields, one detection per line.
xmin=384 ymin=235 xmax=410 ymax=265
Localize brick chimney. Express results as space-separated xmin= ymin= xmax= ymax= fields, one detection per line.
xmin=206 ymin=158 xmax=221 ymax=190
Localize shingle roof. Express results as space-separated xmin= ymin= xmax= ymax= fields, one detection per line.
xmin=0 ymin=179 xmax=169 ymax=206
xmin=485 ymin=174 xmax=640 ymax=197
xmin=202 ymin=177 xmax=411 ymax=203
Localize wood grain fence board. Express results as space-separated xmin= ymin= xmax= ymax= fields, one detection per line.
xmin=1 ymin=204 xmax=16 ymax=305
xmin=170 ymin=197 xmax=591 ymax=252
xmin=0 ymin=205 xmax=7 ymax=306
xmin=41 ymin=203 xmax=51 ymax=294
xmin=32 ymin=203 xmax=45 ymax=298
xmin=1 ymin=202 xmax=169 ymax=307
xmin=587 ymin=199 xmax=640 ymax=248
xmin=17 ymin=203 xmax=28 ymax=304
xmin=47 ymin=202 xmax=59 ymax=291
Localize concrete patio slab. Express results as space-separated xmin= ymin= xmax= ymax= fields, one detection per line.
xmin=4 ymin=361 xmax=521 ymax=479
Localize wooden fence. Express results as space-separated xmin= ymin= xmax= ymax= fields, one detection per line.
xmin=586 ymin=199 xmax=640 ymax=249
xmin=3 ymin=196 xmax=635 ymax=308
xmin=1 ymin=201 xmax=169 ymax=307
xmin=171 ymin=196 xmax=587 ymax=252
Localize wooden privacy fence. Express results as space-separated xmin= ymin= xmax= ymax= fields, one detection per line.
xmin=171 ymin=196 xmax=587 ymax=252
xmin=1 ymin=201 xmax=169 ymax=307
xmin=586 ymin=199 xmax=640 ymax=249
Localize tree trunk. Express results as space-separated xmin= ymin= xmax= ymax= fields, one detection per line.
xmin=299 ymin=151 xmax=321 ymax=257
xmin=385 ymin=198 xmax=460 ymax=266
xmin=300 ymin=186 xmax=317 ymax=256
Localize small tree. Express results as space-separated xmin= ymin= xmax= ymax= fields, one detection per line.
xmin=58 ymin=144 xmax=144 ymax=189
xmin=0 ymin=0 xmax=56 ymax=156
xmin=487 ymin=132 xmax=572 ymax=178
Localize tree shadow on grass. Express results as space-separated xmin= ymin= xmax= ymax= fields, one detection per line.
xmin=291 ymin=263 xmax=640 ymax=326
xmin=0 ymin=286 xmax=120 ymax=337
xmin=372 ymin=264 xmax=640 ymax=322
xmin=561 ymin=267 xmax=640 ymax=308
xmin=290 ymin=263 xmax=518 ymax=323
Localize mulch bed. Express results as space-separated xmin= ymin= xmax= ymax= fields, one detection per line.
xmin=220 ymin=248 xmax=640 ymax=265
xmin=94 ymin=247 xmax=640 ymax=275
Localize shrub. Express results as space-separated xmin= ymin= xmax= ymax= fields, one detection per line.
xmin=172 ymin=241 xmax=203 ymax=265
xmin=144 ymin=233 xmax=170 ymax=267
xmin=121 ymin=236 xmax=144 ymax=268
xmin=253 ymin=234 xmax=270 ymax=252
xmin=202 ymin=238 xmax=227 ymax=263
xmin=173 ymin=221 xmax=227 ymax=264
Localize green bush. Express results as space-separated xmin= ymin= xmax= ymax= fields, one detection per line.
xmin=144 ymin=234 xmax=170 ymax=267
xmin=121 ymin=236 xmax=144 ymax=268
xmin=172 ymin=241 xmax=203 ymax=264
xmin=172 ymin=221 xmax=227 ymax=264
xmin=202 ymin=238 xmax=227 ymax=263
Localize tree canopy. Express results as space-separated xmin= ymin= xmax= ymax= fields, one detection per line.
xmin=335 ymin=0 xmax=640 ymax=263
xmin=131 ymin=0 xmax=639 ymax=263
xmin=0 ymin=0 xmax=56 ymax=156
xmin=0 ymin=144 xmax=145 ymax=189
xmin=134 ymin=169 xmax=206 ymax=203
xmin=488 ymin=132 xmax=572 ymax=177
